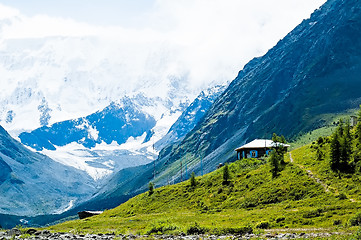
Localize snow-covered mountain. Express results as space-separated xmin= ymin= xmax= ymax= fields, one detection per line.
xmin=17 ymin=94 xmax=188 ymax=179
xmin=0 ymin=35 xmax=211 ymax=180
xmin=0 ymin=36 xmax=205 ymax=135
xmin=18 ymin=84 xmax=227 ymax=180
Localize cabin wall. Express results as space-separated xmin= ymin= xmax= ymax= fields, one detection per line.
xmin=236 ymin=148 xmax=272 ymax=159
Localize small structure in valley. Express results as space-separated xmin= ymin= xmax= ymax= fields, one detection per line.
xmin=235 ymin=139 xmax=290 ymax=160
xmin=78 ymin=211 xmax=103 ymax=219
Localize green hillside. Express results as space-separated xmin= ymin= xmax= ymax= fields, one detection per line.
xmin=48 ymin=142 xmax=361 ymax=236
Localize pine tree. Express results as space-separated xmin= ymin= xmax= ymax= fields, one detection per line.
xmin=330 ymin=131 xmax=341 ymax=171
xmin=271 ymin=133 xmax=287 ymax=164
xmin=340 ymin=123 xmax=352 ymax=171
xmin=148 ymin=182 xmax=154 ymax=196
xmin=354 ymin=107 xmax=361 ymax=164
xmin=269 ymin=150 xmax=279 ymax=178
xmin=190 ymin=172 xmax=197 ymax=187
xmin=222 ymin=164 xmax=230 ymax=184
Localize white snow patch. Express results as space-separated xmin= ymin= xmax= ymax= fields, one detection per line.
xmin=41 ymin=142 xmax=112 ymax=180
xmin=53 ymin=199 xmax=75 ymax=214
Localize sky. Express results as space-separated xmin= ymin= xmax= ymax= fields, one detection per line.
xmin=0 ymin=0 xmax=156 ymax=27
xmin=0 ymin=0 xmax=327 ymax=120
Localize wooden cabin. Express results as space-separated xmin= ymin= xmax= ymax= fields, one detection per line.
xmin=235 ymin=139 xmax=290 ymax=160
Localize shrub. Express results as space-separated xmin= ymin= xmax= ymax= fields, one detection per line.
xmin=302 ymin=208 xmax=322 ymax=218
xmin=148 ymin=182 xmax=155 ymax=196
xmin=276 ymin=217 xmax=285 ymax=223
xmin=146 ymin=221 xmax=178 ymax=235
xmin=255 ymin=221 xmax=270 ymax=229
xmin=337 ymin=192 xmax=347 ymax=200
xmin=333 ymin=219 xmax=342 ymax=226
xmin=190 ymin=172 xmax=197 ymax=188
xmin=213 ymin=226 xmax=253 ymax=235
xmin=186 ymin=222 xmax=207 ymax=235
xmin=350 ymin=212 xmax=361 ymax=226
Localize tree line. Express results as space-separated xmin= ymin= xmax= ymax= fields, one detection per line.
xmin=329 ymin=110 xmax=361 ymax=173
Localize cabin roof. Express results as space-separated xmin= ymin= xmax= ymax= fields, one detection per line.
xmin=235 ymin=139 xmax=290 ymax=151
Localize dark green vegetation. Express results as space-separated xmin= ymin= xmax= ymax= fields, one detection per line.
xmin=48 ymin=145 xmax=361 ymax=236
xmin=268 ymin=133 xmax=288 ymax=177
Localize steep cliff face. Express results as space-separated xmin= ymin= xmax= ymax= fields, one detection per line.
xmin=159 ymin=0 xmax=361 ymax=170
xmin=155 ymin=84 xmax=227 ymax=150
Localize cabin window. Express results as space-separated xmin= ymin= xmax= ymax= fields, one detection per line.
xmin=250 ymin=150 xmax=258 ymax=158
xmin=237 ymin=152 xmax=241 ymax=160
xmin=266 ymin=150 xmax=272 ymax=155
xmin=242 ymin=151 xmax=245 ymax=159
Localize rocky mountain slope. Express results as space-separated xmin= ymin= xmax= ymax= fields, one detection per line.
xmin=155 ymin=84 xmax=227 ymax=150
xmin=155 ymin=0 xmax=361 ymax=179
xmin=0 ymin=124 xmax=96 ymax=217
xmin=77 ymin=0 xmax=361 ymax=206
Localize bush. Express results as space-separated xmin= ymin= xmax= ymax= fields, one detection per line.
xmin=186 ymin=222 xmax=207 ymax=235
xmin=148 ymin=182 xmax=154 ymax=196
xmin=212 ymin=226 xmax=253 ymax=235
xmin=302 ymin=208 xmax=322 ymax=218
xmin=337 ymin=193 xmax=347 ymax=200
xmin=276 ymin=217 xmax=285 ymax=223
xmin=350 ymin=212 xmax=361 ymax=226
xmin=146 ymin=221 xmax=178 ymax=235
xmin=255 ymin=221 xmax=270 ymax=229
xmin=333 ymin=219 xmax=342 ymax=226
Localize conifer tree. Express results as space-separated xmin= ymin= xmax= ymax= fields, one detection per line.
xmin=271 ymin=133 xmax=287 ymax=164
xmin=354 ymin=106 xmax=361 ymax=164
xmin=340 ymin=120 xmax=352 ymax=170
xmin=269 ymin=150 xmax=279 ymax=178
xmin=190 ymin=172 xmax=197 ymax=187
xmin=148 ymin=182 xmax=154 ymax=196
xmin=222 ymin=164 xmax=230 ymax=184
xmin=330 ymin=131 xmax=341 ymax=171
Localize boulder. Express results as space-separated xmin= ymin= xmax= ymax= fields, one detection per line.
xmin=6 ymin=228 xmax=21 ymax=236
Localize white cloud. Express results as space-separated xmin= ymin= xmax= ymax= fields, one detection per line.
xmin=0 ymin=0 xmax=326 ymax=126
xmin=0 ymin=3 xmax=19 ymax=20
